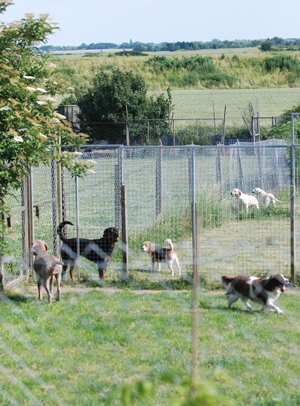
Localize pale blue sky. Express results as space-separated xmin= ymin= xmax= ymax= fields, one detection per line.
xmin=2 ymin=0 xmax=300 ymax=47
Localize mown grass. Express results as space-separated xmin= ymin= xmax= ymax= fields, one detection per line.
xmin=0 ymin=287 xmax=300 ymax=405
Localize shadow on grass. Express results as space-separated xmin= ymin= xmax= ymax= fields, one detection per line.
xmin=1 ymin=290 xmax=32 ymax=303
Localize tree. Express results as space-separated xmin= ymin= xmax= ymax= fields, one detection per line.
xmin=0 ymin=1 xmax=91 ymax=252
xmin=76 ymin=69 xmax=172 ymax=143
xmin=260 ymin=40 xmax=273 ymax=52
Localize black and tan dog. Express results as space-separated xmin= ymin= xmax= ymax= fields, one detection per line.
xmin=57 ymin=221 xmax=119 ymax=281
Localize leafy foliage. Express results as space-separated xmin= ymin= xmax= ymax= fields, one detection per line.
xmin=0 ymin=1 xmax=91 ymax=252
xmin=76 ymin=69 xmax=172 ymax=143
xmin=145 ymin=55 xmax=236 ymax=88
xmin=259 ymin=40 xmax=273 ymax=52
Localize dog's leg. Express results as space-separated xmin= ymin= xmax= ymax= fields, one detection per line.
xmin=61 ymin=261 xmax=69 ymax=281
xmin=266 ymin=197 xmax=271 ymax=208
xmin=37 ymin=277 xmax=42 ymax=300
xmin=69 ymin=260 xmax=76 ymax=282
xmin=42 ymin=279 xmax=52 ymax=304
xmin=50 ymin=275 xmax=54 ymax=300
xmin=166 ymin=259 xmax=174 ymax=276
xmin=56 ymin=274 xmax=61 ymax=301
xmin=227 ymin=292 xmax=239 ymax=308
xmin=98 ymin=268 xmax=106 ymax=280
xmin=241 ymin=298 xmax=253 ymax=310
xmin=157 ymin=262 xmax=161 ymax=272
xmin=174 ymin=258 xmax=181 ymax=275
xmin=151 ymin=259 xmax=155 ymax=272
xmin=97 ymin=262 xmax=106 ymax=280
xmin=263 ymin=303 xmax=283 ymax=314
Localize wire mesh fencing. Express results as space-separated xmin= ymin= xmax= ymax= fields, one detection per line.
xmin=1 ymin=142 xmax=298 ymax=287
xmin=56 ymin=142 xmax=295 ymax=286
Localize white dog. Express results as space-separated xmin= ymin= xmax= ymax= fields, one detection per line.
xmin=231 ymin=188 xmax=259 ymax=213
xmin=251 ymin=188 xmax=283 ymax=208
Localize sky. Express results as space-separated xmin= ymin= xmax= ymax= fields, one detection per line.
xmin=2 ymin=0 xmax=300 ymax=47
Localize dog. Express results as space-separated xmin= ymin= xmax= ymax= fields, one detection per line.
xmin=251 ymin=188 xmax=283 ymax=208
xmin=57 ymin=221 xmax=119 ymax=281
xmin=222 ymin=273 xmax=289 ymax=314
xmin=230 ymin=188 xmax=259 ymax=213
xmin=32 ymin=240 xmax=63 ymax=304
xmin=141 ymin=239 xmax=181 ymax=276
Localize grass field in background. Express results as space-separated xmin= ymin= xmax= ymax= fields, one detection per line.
xmin=0 ymin=288 xmax=300 ymax=405
xmin=150 ymin=88 xmax=300 ymax=124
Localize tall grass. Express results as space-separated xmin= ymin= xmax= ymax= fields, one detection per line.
xmin=49 ymin=50 xmax=300 ymax=93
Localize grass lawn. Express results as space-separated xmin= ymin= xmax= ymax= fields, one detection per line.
xmin=0 ymin=285 xmax=300 ymax=405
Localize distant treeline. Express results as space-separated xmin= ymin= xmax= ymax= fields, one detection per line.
xmin=40 ymin=37 xmax=300 ymax=53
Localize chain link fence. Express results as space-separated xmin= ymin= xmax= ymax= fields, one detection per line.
xmin=1 ymin=141 xmax=298 ymax=287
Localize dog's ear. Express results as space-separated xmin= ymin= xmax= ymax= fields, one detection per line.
xmin=239 ymin=190 xmax=241 ymax=195
xmin=150 ymin=244 xmax=156 ymax=253
xmin=43 ymin=241 xmax=48 ymax=251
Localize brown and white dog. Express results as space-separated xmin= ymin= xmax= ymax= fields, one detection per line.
xmin=222 ymin=273 xmax=289 ymax=314
xmin=251 ymin=188 xmax=283 ymax=208
xmin=231 ymin=188 xmax=259 ymax=213
xmin=32 ymin=240 xmax=63 ymax=304
xmin=142 ymin=239 xmax=181 ymax=276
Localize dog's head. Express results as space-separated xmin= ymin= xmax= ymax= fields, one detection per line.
xmin=103 ymin=227 xmax=119 ymax=247
xmin=142 ymin=241 xmax=155 ymax=253
xmin=231 ymin=188 xmax=241 ymax=198
xmin=251 ymin=188 xmax=261 ymax=195
xmin=270 ymin=273 xmax=289 ymax=292
xmin=32 ymin=240 xmax=48 ymax=256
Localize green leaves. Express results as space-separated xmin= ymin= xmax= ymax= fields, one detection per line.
xmin=0 ymin=2 xmax=91 ymax=252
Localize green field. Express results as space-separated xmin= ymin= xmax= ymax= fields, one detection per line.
xmin=153 ymin=88 xmax=300 ymax=123
xmin=0 ymin=287 xmax=300 ymax=405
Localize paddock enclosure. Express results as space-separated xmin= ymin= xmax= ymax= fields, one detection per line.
xmin=1 ymin=139 xmax=299 ymax=288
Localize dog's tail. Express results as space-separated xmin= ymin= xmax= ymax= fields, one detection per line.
xmin=57 ymin=221 xmax=74 ymax=243
xmin=221 ymin=275 xmax=235 ymax=286
xmin=164 ymin=239 xmax=174 ymax=251
xmin=274 ymin=198 xmax=283 ymax=203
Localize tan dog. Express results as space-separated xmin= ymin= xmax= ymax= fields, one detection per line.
xmin=142 ymin=239 xmax=181 ymax=276
xmin=251 ymin=188 xmax=283 ymax=208
xmin=32 ymin=240 xmax=63 ymax=304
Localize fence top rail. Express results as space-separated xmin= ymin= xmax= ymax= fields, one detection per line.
xmin=75 ymin=143 xmax=295 ymax=150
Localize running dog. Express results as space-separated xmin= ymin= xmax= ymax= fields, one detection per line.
xmin=222 ymin=273 xmax=289 ymax=314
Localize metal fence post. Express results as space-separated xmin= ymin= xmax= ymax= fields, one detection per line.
xmin=216 ymin=147 xmax=223 ymax=200
xmin=51 ymin=161 xmax=59 ymax=257
xmin=75 ymin=175 xmax=80 ymax=281
xmin=290 ymin=114 xmax=296 ymax=283
xmin=156 ymin=145 xmax=162 ymax=217
xmin=121 ymin=185 xmax=128 ymax=280
xmin=191 ymin=147 xmax=200 ymax=390
xmin=26 ymin=171 xmax=34 ymax=278
xmin=0 ymin=214 xmax=4 ymax=288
